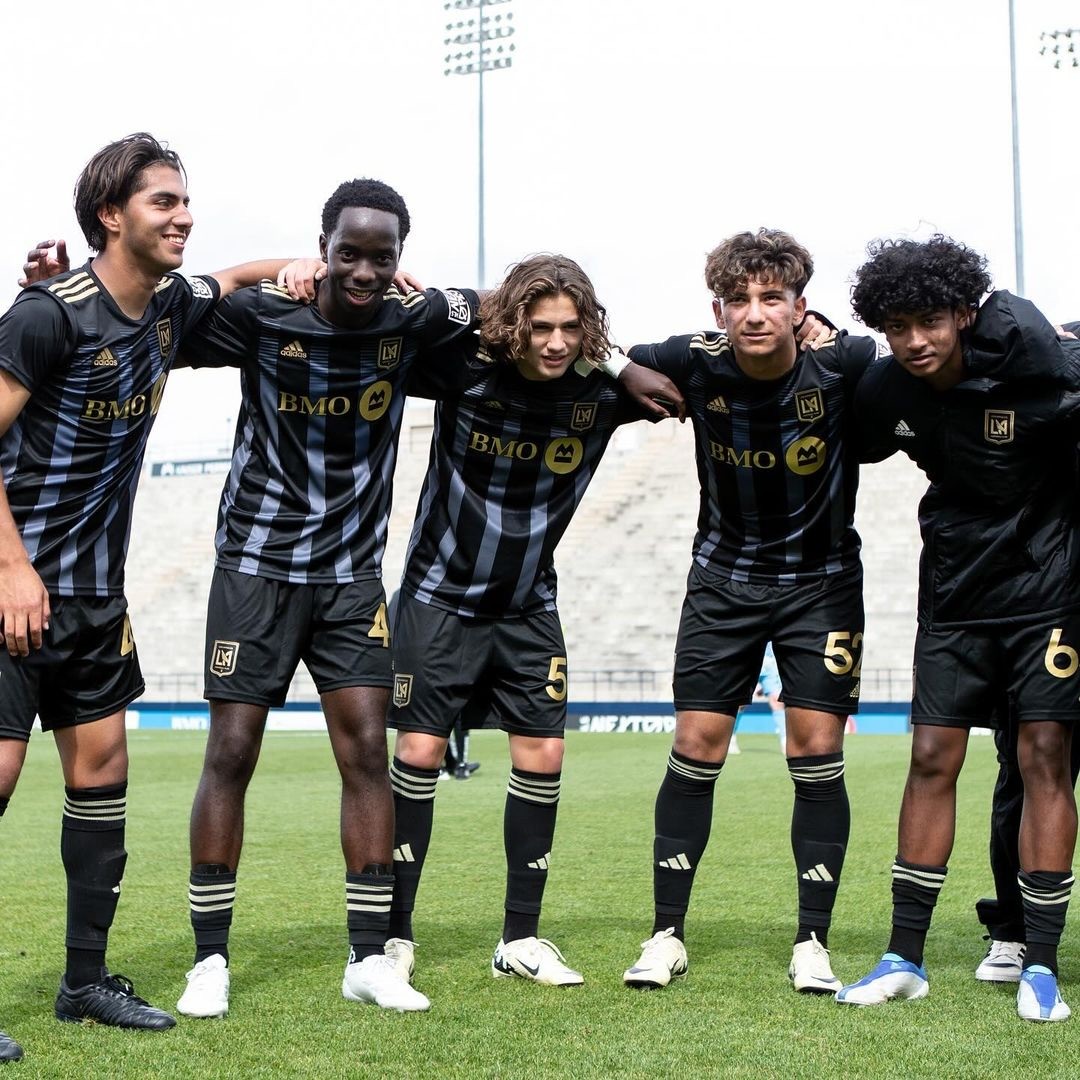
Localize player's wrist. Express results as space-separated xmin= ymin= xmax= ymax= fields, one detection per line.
xmin=598 ymin=348 xmax=631 ymax=379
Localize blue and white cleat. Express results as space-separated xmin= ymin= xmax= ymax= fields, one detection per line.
xmin=836 ymin=953 xmax=929 ymax=1006
xmin=1017 ymin=965 xmax=1071 ymax=1022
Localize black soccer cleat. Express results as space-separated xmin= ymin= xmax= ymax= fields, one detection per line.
xmin=55 ymin=973 xmax=176 ymax=1030
xmin=0 ymin=1030 xmax=23 ymax=1062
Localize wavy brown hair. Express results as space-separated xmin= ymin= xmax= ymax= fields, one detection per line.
xmin=480 ymin=255 xmax=610 ymax=366
xmin=705 ymin=228 xmax=814 ymax=300
xmin=74 ymin=133 xmax=185 ymax=252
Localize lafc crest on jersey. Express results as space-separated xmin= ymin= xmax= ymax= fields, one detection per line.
xmin=377 ymin=337 xmax=403 ymax=370
xmin=210 ymin=640 xmax=239 ymax=677
xmin=571 ymin=402 xmax=597 ymax=431
xmin=156 ymin=318 xmax=174 ymax=359
xmin=794 ymin=388 xmax=824 ymax=423
xmin=984 ymin=409 xmax=1014 ymax=445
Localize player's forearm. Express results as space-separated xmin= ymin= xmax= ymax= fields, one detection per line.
xmin=209 ymin=260 xmax=292 ymax=298
xmin=0 ymin=475 xmax=32 ymax=574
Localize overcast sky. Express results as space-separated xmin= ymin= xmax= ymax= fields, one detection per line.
xmin=3 ymin=0 xmax=1078 ymax=454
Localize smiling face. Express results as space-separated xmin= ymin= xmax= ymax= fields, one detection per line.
xmin=101 ymin=163 xmax=192 ymax=274
xmin=514 ymin=293 xmax=584 ymax=381
xmin=716 ymin=276 xmax=805 ymax=378
xmin=318 ymin=207 xmax=402 ymax=328
xmin=883 ymin=307 xmax=972 ymax=390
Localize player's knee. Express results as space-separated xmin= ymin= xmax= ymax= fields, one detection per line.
xmin=673 ymin=725 xmax=728 ymax=761
xmin=394 ymin=732 xmax=446 ymax=771
xmin=908 ymin=732 xmax=962 ymax=784
xmin=203 ymin=728 xmax=261 ymax=786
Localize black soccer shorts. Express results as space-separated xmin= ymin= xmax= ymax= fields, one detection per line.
xmin=911 ymin=615 xmax=1080 ymax=728
xmin=0 ymin=596 xmax=144 ymax=739
xmin=203 ymin=568 xmax=392 ymax=706
xmin=388 ymin=591 xmax=568 ymax=738
xmin=672 ymin=564 xmax=864 ymax=716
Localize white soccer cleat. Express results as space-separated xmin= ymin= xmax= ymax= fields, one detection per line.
xmin=623 ymin=927 xmax=688 ymax=990
xmin=491 ymin=937 xmax=583 ymax=986
xmin=975 ymin=940 xmax=1025 ymax=983
xmin=385 ymin=938 xmax=417 ymax=983
xmin=177 ymin=953 xmax=230 ymax=1018
xmin=342 ymin=954 xmax=430 ymax=1012
xmin=1017 ymin=965 xmax=1071 ymax=1022
xmin=789 ymin=933 xmax=842 ymax=994
xmin=836 ymin=953 xmax=928 ymax=1006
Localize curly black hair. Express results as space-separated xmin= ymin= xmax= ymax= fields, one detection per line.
xmin=851 ymin=235 xmax=991 ymax=331
xmin=320 ymin=178 xmax=411 ymax=244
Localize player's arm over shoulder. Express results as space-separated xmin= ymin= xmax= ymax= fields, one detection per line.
xmin=965 ymin=290 xmax=1078 ymax=385
xmin=627 ymin=334 xmax=700 ymax=384
xmin=176 ymin=282 xmax=260 ymax=369
xmin=851 ymin=356 xmax=901 ymax=462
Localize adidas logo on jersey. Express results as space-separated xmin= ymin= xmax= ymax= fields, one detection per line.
xmin=481 ymin=399 xmax=506 ymax=411
xmin=280 ymin=339 xmax=308 ymax=359
xmin=658 ymin=853 xmax=693 ymax=870
xmin=527 ymin=852 xmax=552 ymax=870
xmin=93 ymin=348 xmax=118 ymax=367
xmin=800 ymin=863 xmax=835 ymax=882
xmin=894 ymin=420 xmax=916 ymax=437
xmin=707 ymin=395 xmax=730 ymax=413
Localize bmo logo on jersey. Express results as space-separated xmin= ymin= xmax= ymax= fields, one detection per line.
xmin=277 ymin=381 xmax=393 ymax=421
xmin=468 ymin=431 xmax=585 ymax=475
xmin=785 ymin=436 xmax=827 ymax=476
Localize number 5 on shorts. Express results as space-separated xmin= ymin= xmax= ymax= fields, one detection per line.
xmin=545 ymin=657 xmax=568 ymax=701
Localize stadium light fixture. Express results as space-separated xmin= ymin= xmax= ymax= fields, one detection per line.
xmin=443 ymin=0 xmax=517 ymax=288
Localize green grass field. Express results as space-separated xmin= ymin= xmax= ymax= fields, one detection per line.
xmin=1 ymin=730 xmax=1077 ymax=1078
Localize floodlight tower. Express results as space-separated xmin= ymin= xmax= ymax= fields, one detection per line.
xmin=443 ymin=0 xmax=516 ymax=288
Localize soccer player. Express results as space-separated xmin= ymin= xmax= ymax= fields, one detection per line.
xmin=172 ymin=179 xmax=483 ymax=1017
xmin=386 ymin=254 xmax=679 ymax=992
xmin=835 ymin=235 xmax=1080 ymax=1023
xmin=618 ymin=229 xmax=878 ymax=994
xmin=0 ymin=133 xmax=311 ymax=1059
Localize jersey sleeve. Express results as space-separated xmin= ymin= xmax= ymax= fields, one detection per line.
xmin=418 ymin=287 xmax=481 ymax=348
xmin=407 ymin=334 xmax=475 ymax=400
xmin=966 ymin=291 xmax=1078 ymax=386
xmin=177 ymin=273 xmax=222 ymax=328
xmin=0 ymin=292 xmax=75 ymax=392
xmin=627 ymin=335 xmax=697 ymax=386
xmin=179 ymin=285 xmax=258 ymax=369
xmin=851 ymin=360 xmax=900 ymax=463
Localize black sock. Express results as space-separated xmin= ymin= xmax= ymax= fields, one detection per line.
xmin=347 ymin=865 xmax=394 ymax=962
xmin=789 ymin=753 xmax=849 ymax=946
xmin=887 ymin=856 xmax=947 ymax=968
xmin=1019 ymin=869 xmax=1074 ymax=975
xmin=388 ymin=757 xmax=439 ymax=941
xmin=189 ymin=863 xmax=236 ymax=965
xmin=653 ymin=750 xmax=723 ymax=940
xmin=62 ymin=783 xmax=128 ymax=988
xmin=503 ymin=768 xmax=560 ymax=942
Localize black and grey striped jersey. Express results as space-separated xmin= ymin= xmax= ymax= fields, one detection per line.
xmin=0 ymin=262 xmax=219 ymax=597
xmin=401 ymin=343 xmax=645 ymax=617
xmin=629 ymin=331 xmax=878 ymax=584
xmin=184 ymin=283 xmax=479 ymax=584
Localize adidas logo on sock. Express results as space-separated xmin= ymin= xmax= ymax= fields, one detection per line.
xmin=707 ymin=395 xmax=729 ymax=413
xmin=894 ymin=419 xmax=915 ymax=437
xmin=280 ymin=339 xmax=308 ymax=359
xmin=659 ymin=853 xmax=693 ymax=870
xmin=800 ymin=863 xmax=835 ymax=882
xmin=393 ymin=843 xmax=415 ymax=863
xmin=527 ymin=852 xmax=552 ymax=870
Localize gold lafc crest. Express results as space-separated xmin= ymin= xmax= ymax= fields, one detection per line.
xmin=393 ymin=674 xmax=413 ymax=707
xmin=984 ymin=409 xmax=1014 ymax=445
xmin=794 ymin=388 xmax=824 ymax=423
xmin=571 ymin=402 xmax=596 ymax=431
xmin=378 ymin=337 xmax=403 ymax=370
xmin=156 ymin=318 xmax=173 ymax=358
xmin=210 ymin=640 xmax=239 ymax=677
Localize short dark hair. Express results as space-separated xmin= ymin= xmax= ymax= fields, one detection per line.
xmin=705 ymin=228 xmax=813 ymax=300
xmin=851 ymin=235 xmax=991 ymax=331
xmin=480 ymin=254 xmax=610 ymax=366
xmin=73 ymin=133 xmax=185 ymax=252
xmin=320 ymin=179 xmax=411 ymax=243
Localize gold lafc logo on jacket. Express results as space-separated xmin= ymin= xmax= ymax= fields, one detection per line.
xmin=984 ymin=409 xmax=1014 ymax=445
